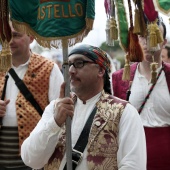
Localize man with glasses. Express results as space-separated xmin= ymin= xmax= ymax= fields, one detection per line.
xmin=21 ymin=44 xmax=146 ymax=170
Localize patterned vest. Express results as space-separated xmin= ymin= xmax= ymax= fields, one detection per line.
xmin=44 ymin=91 xmax=127 ymax=170
xmin=112 ymin=62 xmax=170 ymax=100
xmin=0 ymin=53 xmax=54 ymax=150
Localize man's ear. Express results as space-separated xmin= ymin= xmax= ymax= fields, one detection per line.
xmin=98 ymin=67 xmax=105 ymax=77
xmin=29 ymin=35 xmax=34 ymax=44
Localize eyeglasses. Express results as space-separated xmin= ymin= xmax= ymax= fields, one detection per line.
xmin=68 ymin=60 xmax=95 ymax=68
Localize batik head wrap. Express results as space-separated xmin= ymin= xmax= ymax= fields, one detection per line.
xmin=68 ymin=44 xmax=111 ymax=74
xmin=68 ymin=44 xmax=112 ymax=94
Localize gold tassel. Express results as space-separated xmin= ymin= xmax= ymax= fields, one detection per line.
xmin=150 ymin=54 xmax=158 ymax=84
xmin=155 ymin=22 xmax=163 ymax=44
xmin=148 ymin=22 xmax=157 ymax=48
xmin=122 ymin=54 xmax=130 ymax=81
xmin=110 ymin=17 xmax=118 ymax=40
xmin=105 ymin=19 xmax=114 ymax=46
xmin=133 ymin=8 xmax=141 ymax=34
xmin=0 ymin=42 xmax=12 ymax=72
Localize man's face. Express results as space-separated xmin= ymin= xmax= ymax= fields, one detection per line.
xmin=9 ymin=26 xmax=33 ymax=57
xmin=161 ymin=48 xmax=170 ymax=63
xmin=68 ymin=54 xmax=100 ymax=96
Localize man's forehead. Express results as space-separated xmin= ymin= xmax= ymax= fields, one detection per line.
xmin=68 ymin=54 xmax=88 ymax=61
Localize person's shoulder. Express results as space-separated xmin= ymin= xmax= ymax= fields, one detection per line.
xmin=112 ymin=67 xmax=123 ymax=76
xmin=163 ymin=61 xmax=170 ymax=70
xmin=32 ymin=53 xmax=55 ymax=65
xmin=106 ymin=94 xmax=128 ymax=107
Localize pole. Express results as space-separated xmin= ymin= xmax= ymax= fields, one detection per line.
xmin=62 ymin=39 xmax=72 ymax=170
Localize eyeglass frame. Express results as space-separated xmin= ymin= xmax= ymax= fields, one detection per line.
xmin=68 ymin=59 xmax=95 ymax=68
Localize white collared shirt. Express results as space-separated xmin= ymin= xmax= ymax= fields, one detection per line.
xmin=21 ymin=92 xmax=146 ymax=170
xmin=129 ymin=65 xmax=170 ymax=127
xmin=3 ymin=58 xmax=64 ymax=126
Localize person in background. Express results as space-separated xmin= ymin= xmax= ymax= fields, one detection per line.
xmin=161 ymin=45 xmax=170 ymax=63
xmin=112 ymin=18 xmax=170 ymax=170
xmin=0 ymin=22 xmax=64 ymax=169
xmin=21 ymin=44 xmax=146 ymax=170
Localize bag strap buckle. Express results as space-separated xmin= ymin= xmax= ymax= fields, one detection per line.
xmin=72 ymin=149 xmax=83 ymax=165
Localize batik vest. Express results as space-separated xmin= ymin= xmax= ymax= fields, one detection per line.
xmin=44 ymin=91 xmax=127 ymax=170
xmin=0 ymin=53 xmax=54 ymax=150
xmin=112 ymin=62 xmax=170 ymax=100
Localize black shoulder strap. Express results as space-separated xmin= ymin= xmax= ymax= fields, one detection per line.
xmin=9 ymin=68 xmax=43 ymax=116
xmin=63 ymin=106 xmax=97 ymax=170
xmin=0 ymin=74 xmax=9 ymax=128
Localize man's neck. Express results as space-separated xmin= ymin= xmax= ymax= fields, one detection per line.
xmin=12 ymin=52 xmax=31 ymax=67
xmin=77 ymin=89 xmax=102 ymax=104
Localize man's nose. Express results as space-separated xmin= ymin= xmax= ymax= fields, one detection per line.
xmin=69 ymin=64 xmax=76 ymax=73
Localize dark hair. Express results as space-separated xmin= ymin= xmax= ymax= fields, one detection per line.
xmin=165 ymin=45 xmax=170 ymax=58
xmin=104 ymin=72 xmax=112 ymax=94
xmin=160 ymin=21 xmax=166 ymax=39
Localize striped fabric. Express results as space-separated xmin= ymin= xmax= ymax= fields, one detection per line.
xmin=0 ymin=126 xmax=27 ymax=168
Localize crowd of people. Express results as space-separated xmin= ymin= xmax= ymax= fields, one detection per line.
xmin=0 ymin=12 xmax=170 ymax=170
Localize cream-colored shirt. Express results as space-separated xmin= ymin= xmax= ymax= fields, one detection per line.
xmin=21 ymin=93 xmax=146 ymax=170
xmin=129 ymin=65 xmax=170 ymax=127
xmin=3 ymin=59 xmax=64 ymax=126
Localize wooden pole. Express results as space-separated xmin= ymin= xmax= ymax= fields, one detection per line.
xmin=62 ymin=39 xmax=72 ymax=170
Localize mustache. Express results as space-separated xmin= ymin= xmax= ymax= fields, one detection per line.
xmin=70 ymin=76 xmax=80 ymax=81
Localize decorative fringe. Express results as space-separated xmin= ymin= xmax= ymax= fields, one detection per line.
xmin=122 ymin=54 xmax=130 ymax=81
xmin=0 ymin=42 xmax=12 ymax=72
xmin=110 ymin=17 xmax=118 ymax=40
xmin=85 ymin=18 xmax=94 ymax=31
xmin=128 ymin=27 xmax=143 ymax=62
xmin=12 ymin=18 xmax=94 ymax=49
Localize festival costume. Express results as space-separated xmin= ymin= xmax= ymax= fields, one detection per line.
xmin=0 ymin=53 xmax=64 ymax=168
xmin=112 ymin=62 xmax=170 ymax=170
xmin=21 ymin=91 xmax=146 ymax=170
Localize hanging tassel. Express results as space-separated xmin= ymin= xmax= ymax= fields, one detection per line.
xmin=148 ymin=22 xmax=157 ymax=48
xmin=0 ymin=42 xmax=12 ymax=72
xmin=122 ymin=54 xmax=130 ymax=81
xmin=105 ymin=19 xmax=114 ymax=46
xmin=110 ymin=17 xmax=118 ymax=40
xmin=155 ymin=22 xmax=163 ymax=44
xmin=147 ymin=33 xmax=160 ymax=52
xmin=150 ymin=54 xmax=158 ymax=84
xmin=128 ymin=27 xmax=144 ymax=62
xmin=133 ymin=8 xmax=141 ymax=34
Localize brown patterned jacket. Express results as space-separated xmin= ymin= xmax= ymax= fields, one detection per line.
xmin=0 ymin=53 xmax=54 ymax=150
